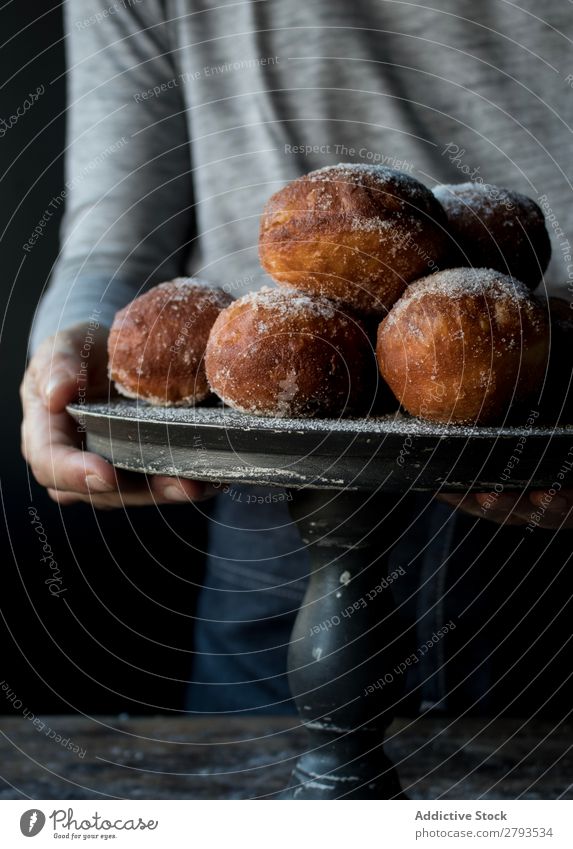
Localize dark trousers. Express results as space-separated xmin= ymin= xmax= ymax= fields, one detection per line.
xmin=188 ymin=488 xmax=573 ymax=717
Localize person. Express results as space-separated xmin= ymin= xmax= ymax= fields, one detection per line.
xmin=21 ymin=0 xmax=573 ymax=714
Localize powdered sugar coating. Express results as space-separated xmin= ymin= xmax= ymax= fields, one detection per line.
xmin=259 ymin=165 xmax=448 ymax=316
xmin=110 ymin=378 xmax=204 ymax=408
xmin=302 ymin=163 xmax=445 ymax=222
xmin=231 ymin=286 xmax=339 ymax=322
xmin=73 ymin=399 xmax=573 ymax=439
xmin=108 ymin=277 xmax=232 ymax=405
xmin=433 ymin=182 xmax=539 ymax=220
xmin=205 ymin=287 xmax=376 ymax=418
xmin=384 ymin=267 xmax=534 ymax=329
xmin=308 ymin=163 xmax=431 ymax=200
xmin=432 ymin=182 xmax=551 ymax=288
xmin=378 ymin=267 xmax=549 ymax=425
xmin=153 ymin=277 xmax=233 ymax=308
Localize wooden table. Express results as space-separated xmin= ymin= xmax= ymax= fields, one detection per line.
xmin=1 ymin=716 xmax=571 ymax=800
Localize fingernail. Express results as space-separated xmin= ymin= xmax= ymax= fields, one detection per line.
xmin=164 ymin=485 xmax=189 ymax=502
xmin=45 ymin=372 xmax=70 ymax=396
xmin=44 ymin=374 xmax=75 ymax=404
xmin=44 ymin=378 xmax=60 ymax=400
xmin=85 ymin=474 xmax=115 ymax=493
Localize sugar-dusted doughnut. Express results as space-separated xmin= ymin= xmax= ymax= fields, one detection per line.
xmin=108 ymin=278 xmax=232 ymax=405
xmin=259 ymin=164 xmax=448 ymax=316
xmin=376 ymin=268 xmax=549 ymax=425
xmin=432 ymin=182 xmax=551 ymax=289
xmin=205 ymin=287 xmax=376 ymax=417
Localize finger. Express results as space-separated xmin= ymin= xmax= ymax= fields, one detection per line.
xmin=437 ymin=493 xmax=465 ymax=507
xmin=22 ymin=377 xmax=117 ymax=492
xmin=24 ymin=380 xmax=212 ymax=501
xmin=48 ymin=489 xmax=117 ymax=510
xmin=30 ymin=339 xmax=81 ymax=413
xmin=476 ymin=511 xmax=528 ymax=526
xmin=48 ymin=489 xmax=87 ymax=506
xmin=528 ymin=490 xmax=570 ymax=514
xmin=474 ymin=491 xmax=573 ymax=527
xmin=474 ymin=492 xmax=528 ymax=514
xmin=438 ymin=493 xmax=486 ymax=513
xmin=31 ymin=328 xmax=109 ymax=413
xmin=42 ymin=363 xmax=79 ymax=413
xmin=48 ymin=477 xmax=211 ymax=509
xmin=48 ymin=484 xmax=159 ymax=509
xmin=474 ymin=492 xmax=535 ymax=524
xmin=438 ymin=493 xmax=531 ymax=525
xmin=149 ymin=475 xmax=211 ymax=502
xmin=437 ymin=493 xmax=485 ymax=520
xmin=526 ymin=490 xmax=573 ymax=529
xmin=112 ymin=471 xmax=213 ymax=504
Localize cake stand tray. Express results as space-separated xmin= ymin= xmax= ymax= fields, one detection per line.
xmin=67 ymin=400 xmax=573 ymax=493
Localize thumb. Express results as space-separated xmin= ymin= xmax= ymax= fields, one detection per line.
xmin=41 ymin=355 xmax=79 ymax=413
xmin=33 ymin=324 xmax=110 ymax=413
xmin=33 ymin=332 xmax=82 ymax=413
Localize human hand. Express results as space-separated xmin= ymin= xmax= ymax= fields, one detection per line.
xmin=438 ymin=489 xmax=573 ymax=529
xmin=20 ymin=323 xmax=211 ymax=508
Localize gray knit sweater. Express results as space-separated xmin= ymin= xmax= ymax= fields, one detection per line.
xmin=31 ymin=0 xmax=573 ymax=349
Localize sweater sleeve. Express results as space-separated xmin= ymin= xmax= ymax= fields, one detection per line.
xmin=30 ymin=0 xmax=193 ymax=351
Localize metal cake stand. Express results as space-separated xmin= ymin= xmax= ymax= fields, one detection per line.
xmin=68 ymin=399 xmax=573 ymax=799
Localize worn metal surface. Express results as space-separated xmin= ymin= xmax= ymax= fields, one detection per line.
xmin=284 ymin=490 xmax=407 ymax=799
xmin=67 ymin=400 xmax=573 ymax=492
xmin=0 ymin=716 xmax=571 ymax=800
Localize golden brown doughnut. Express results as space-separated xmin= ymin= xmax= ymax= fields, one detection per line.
xmin=108 ymin=278 xmax=232 ymax=405
xmin=259 ymin=164 xmax=449 ymax=316
xmin=432 ymin=182 xmax=551 ymax=289
xmin=205 ymin=287 xmax=376 ymax=417
xmin=376 ymin=268 xmax=549 ymax=425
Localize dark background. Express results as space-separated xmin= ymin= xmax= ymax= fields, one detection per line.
xmin=0 ymin=1 xmax=206 ymax=717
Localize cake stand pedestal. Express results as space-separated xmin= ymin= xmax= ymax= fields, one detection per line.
xmin=283 ymin=488 xmax=406 ymax=798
